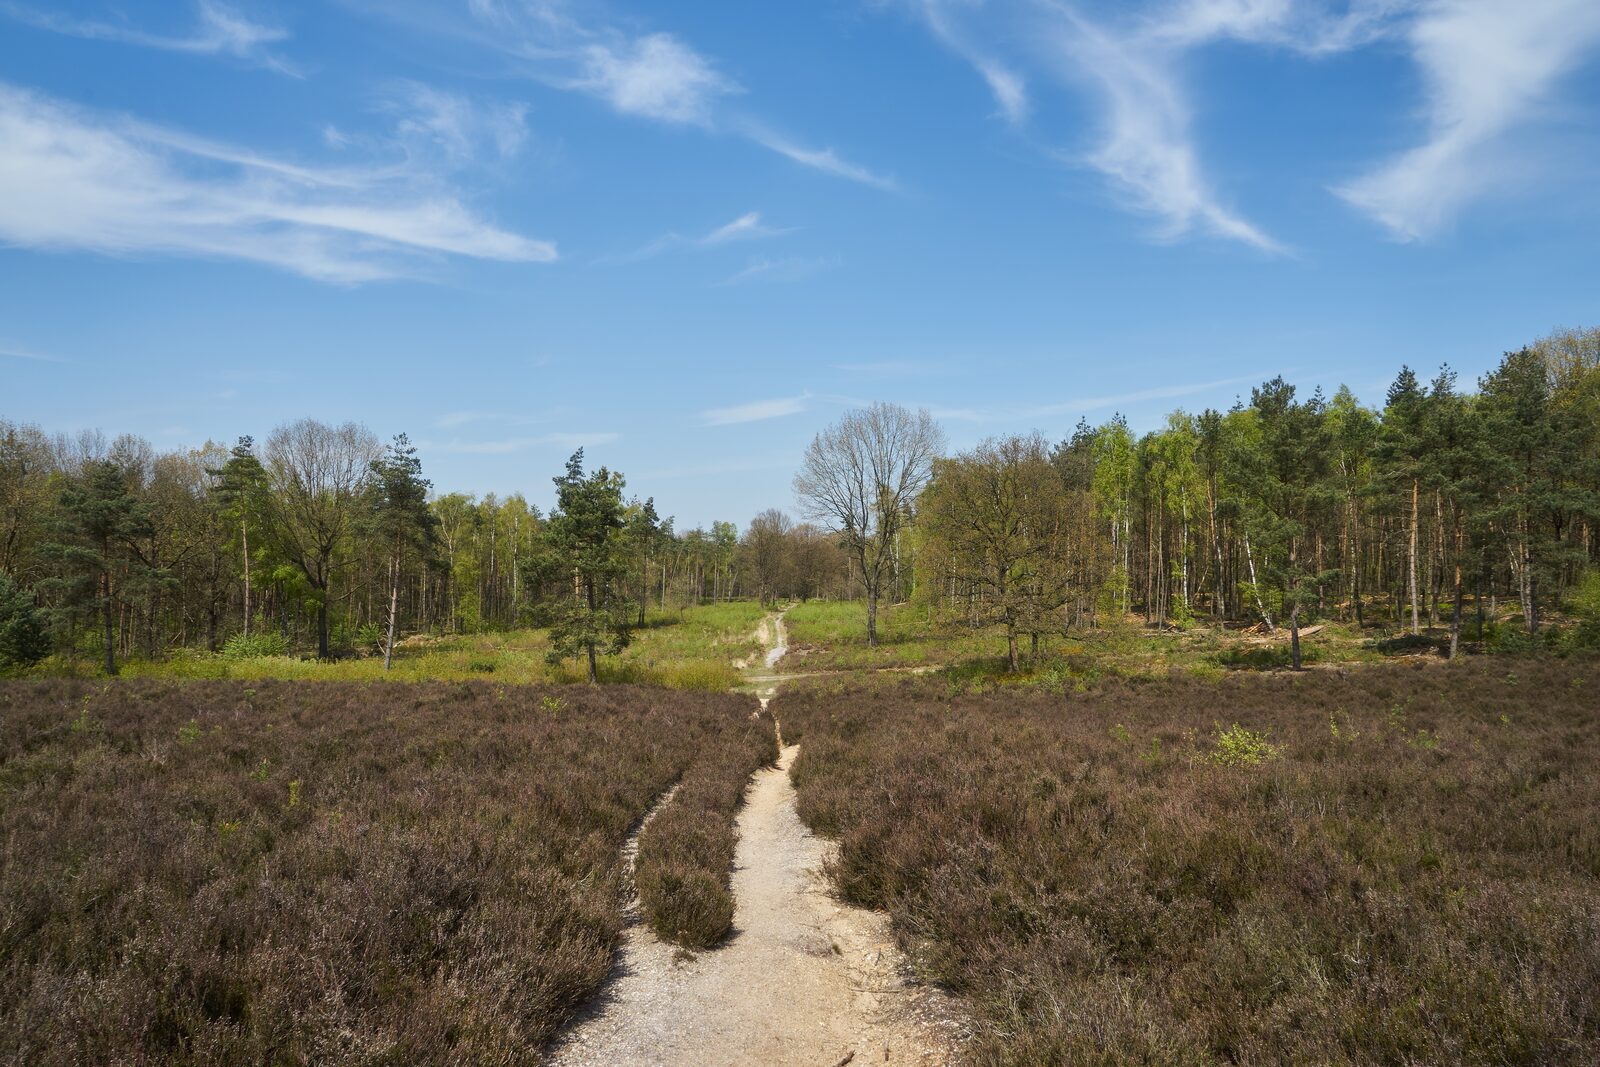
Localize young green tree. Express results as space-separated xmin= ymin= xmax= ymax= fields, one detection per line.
xmin=1412 ymin=368 xmax=1486 ymax=657
xmin=1375 ymin=367 xmax=1428 ymax=634
xmin=0 ymin=572 xmax=49 ymax=672
xmin=537 ymin=450 xmax=632 ymax=683
xmin=1478 ymin=348 xmax=1598 ymax=634
xmin=263 ymin=420 xmax=379 ymax=659
xmin=207 ymin=436 xmax=270 ymax=639
xmin=1245 ymin=379 xmax=1337 ymax=669
xmin=922 ymin=433 xmax=1076 ymax=671
xmin=621 ymin=497 xmax=665 ymax=623
xmin=366 ymin=434 xmax=439 ymax=670
xmin=40 ymin=460 xmax=156 ymax=674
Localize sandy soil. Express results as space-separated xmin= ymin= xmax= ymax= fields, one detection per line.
xmin=547 ymin=611 xmax=965 ymax=1066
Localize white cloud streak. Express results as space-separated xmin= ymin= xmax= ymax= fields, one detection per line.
xmin=0 ymin=344 xmax=65 ymax=363
xmin=700 ymin=211 xmax=791 ymax=245
xmin=0 ymin=84 xmax=555 ymax=283
xmin=1335 ymin=0 xmax=1600 ymax=239
xmin=1038 ymin=3 xmax=1286 ymax=251
xmin=717 ymin=256 xmax=838 ymax=286
xmin=914 ymin=1 xmax=1030 ymax=123
xmin=742 ymin=127 xmax=901 ymax=190
xmin=0 ymin=0 xmax=299 ymax=75
xmin=701 ymin=394 xmax=812 ymax=425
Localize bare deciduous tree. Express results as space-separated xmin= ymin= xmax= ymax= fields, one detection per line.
xmin=794 ymin=402 xmax=944 ymax=646
xmin=742 ymin=508 xmax=793 ymax=605
xmin=264 ymin=419 xmax=380 ymax=659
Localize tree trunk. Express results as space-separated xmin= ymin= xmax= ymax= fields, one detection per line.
xmin=241 ymin=519 xmax=251 ymax=638
xmin=866 ymin=581 xmax=880 ymax=648
xmin=1449 ymin=562 xmax=1463 ymax=660
xmin=1289 ymin=601 xmax=1302 ymax=671
xmin=1006 ymin=625 xmax=1019 ymax=673
xmin=1408 ymin=478 xmax=1420 ymax=635
xmin=316 ymin=590 xmax=330 ymax=660
xmin=1243 ymin=530 xmax=1274 ymax=631
xmin=102 ymin=569 xmax=117 ymax=676
xmin=383 ymin=554 xmax=399 ymax=671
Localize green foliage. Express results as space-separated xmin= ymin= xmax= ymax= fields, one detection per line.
xmin=38 ymin=459 xmax=159 ymax=674
xmin=0 ymin=573 xmax=50 ymax=672
xmin=1205 ymin=721 xmax=1280 ymax=766
xmin=1571 ymin=569 xmax=1600 ymax=622
xmin=220 ymin=631 xmax=290 ymax=659
xmin=537 ymin=450 xmax=635 ymax=682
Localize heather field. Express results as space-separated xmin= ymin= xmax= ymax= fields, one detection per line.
xmin=778 ymin=658 xmax=1600 ymax=1065
xmin=0 ymin=679 xmax=771 ymax=1065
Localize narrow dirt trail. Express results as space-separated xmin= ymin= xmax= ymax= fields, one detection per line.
xmin=548 ymin=610 xmax=963 ymax=1066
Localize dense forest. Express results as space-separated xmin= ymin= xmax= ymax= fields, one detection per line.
xmin=2 ymin=327 xmax=1597 ymax=675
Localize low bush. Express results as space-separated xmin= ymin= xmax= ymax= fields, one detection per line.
xmin=0 ymin=678 xmax=760 ymax=1065
xmin=219 ymin=630 xmax=290 ymax=659
xmin=635 ymin=710 xmax=777 ymax=948
xmin=777 ymin=659 xmax=1600 ymax=1064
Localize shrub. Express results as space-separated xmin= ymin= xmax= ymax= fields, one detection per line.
xmin=634 ymin=707 xmax=777 ymax=949
xmin=1205 ymin=721 xmax=1279 ymax=766
xmin=0 ymin=574 xmax=49 ymax=673
xmin=0 ymin=679 xmax=761 ymax=1064
xmin=777 ymin=660 xmax=1600 ymax=1064
xmin=220 ymin=630 xmax=290 ymax=659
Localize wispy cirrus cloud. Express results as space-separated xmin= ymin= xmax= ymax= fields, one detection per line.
xmin=0 ymin=0 xmax=299 ymax=75
xmin=0 ymin=83 xmax=554 ymax=283
xmin=601 ymin=210 xmax=794 ymax=264
xmin=0 ymin=343 xmax=66 ymax=363
xmin=912 ymin=0 xmax=1029 ymax=124
xmin=353 ymin=2 xmax=897 ymax=190
xmin=380 ymin=81 xmax=531 ymax=165
xmin=741 ymin=126 xmax=901 ymax=191
xmin=701 ymin=393 xmax=812 ymax=425
xmin=1335 ymin=0 xmax=1600 ymax=239
xmin=717 ymin=255 xmax=838 ymax=286
xmin=701 ymin=211 xmax=792 ymax=245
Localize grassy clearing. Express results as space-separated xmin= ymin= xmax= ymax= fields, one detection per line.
xmin=780 ymin=601 xmax=1472 ymax=685
xmin=777 ymin=659 xmax=1600 ymax=1064
xmin=106 ymin=601 xmax=769 ymax=691
xmin=0 ymin=678 xmax=766 ymax=1065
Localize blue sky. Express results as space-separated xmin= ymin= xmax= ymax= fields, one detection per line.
xmin=3 ymin=0 xmax=1599 ymax=529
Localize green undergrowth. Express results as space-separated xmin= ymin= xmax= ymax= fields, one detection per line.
xmin=102 ymin=601 xmax=767 ymax=691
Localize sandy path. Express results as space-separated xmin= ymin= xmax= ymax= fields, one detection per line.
xmin=548 ymin=611 xmax=963 ymax=1066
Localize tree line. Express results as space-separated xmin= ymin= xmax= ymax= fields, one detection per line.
xmin=0 ymin=418 xmax=849 ymax=677
xmin=791 ymin=329 xmax=1600 ymax=670
xmin=3 ymin=327 xmax=1596 ymax=677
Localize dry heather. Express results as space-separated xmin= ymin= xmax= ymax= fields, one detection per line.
xmin=778 ymin=659 xmax=1600 ymax=1065
xmin=635 ymin=714 xmax=779 ymax=949
xmin=0 ymin=679 xmax=764 ymax=1065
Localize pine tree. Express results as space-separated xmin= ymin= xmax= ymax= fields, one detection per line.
xmin=1246 ymin=378 xmax=1337 ymax=669
xmin=366 ymin=435 xmax=439 ymax=670
xmin=40 ymin=460 xmax=155 ymax=674
xmin=1376 ymin=367 xmax=1428 ymax=634
xmin=536 ymin=450 xmax=632 ymax=683
xmin=0 ymin=572 xmax=49 ymax=672
xmin=207 ymin=436 xmax=270 ymax=639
